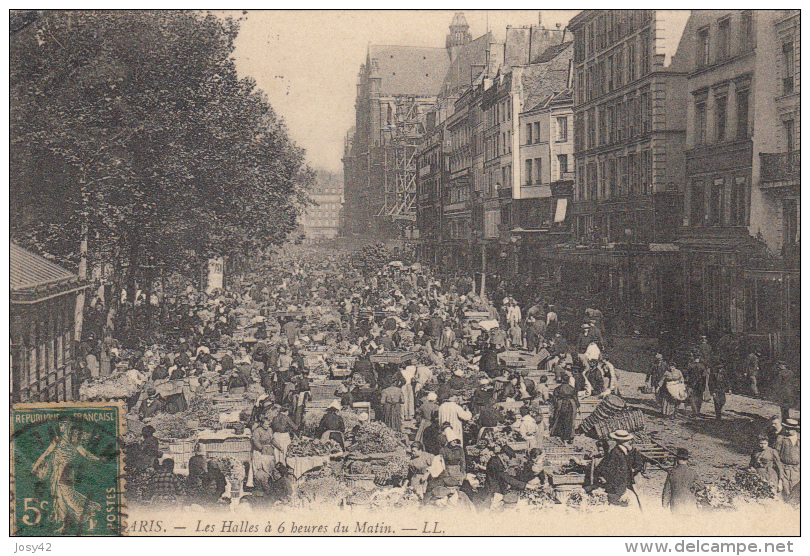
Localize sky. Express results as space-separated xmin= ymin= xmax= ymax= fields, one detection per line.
xmin=230 ymin=10 xmax=581 ymax=173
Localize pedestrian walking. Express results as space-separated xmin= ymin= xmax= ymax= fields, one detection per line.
xmin=662 ymin=448 xmax=705 ymax=514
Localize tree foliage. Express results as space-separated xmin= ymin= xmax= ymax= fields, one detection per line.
xmin=10 ymin=10 xmax=312 ymax=282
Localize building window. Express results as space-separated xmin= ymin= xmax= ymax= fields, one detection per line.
xmin=709 ymin=177 xmax=724 ymax=226
xmin=526 ymin=123 xmax=533 ymax=145
xmin=525 ymin=159 xmax=533 ymax=185
xmin=640 ymin=30 xmax=650 ymax=75
xmin=557 ymin=117 xmax=568 ymax=142
xmin=578 ymin=165 xmax=585 ymax=200
xmin=730 ymin=175 xmax=747 ymax=226
xmin=697 ymin=27 xmax=710 ymax=67
xmin=534 ymin=158 xmax=542 ymax=184
xmin=691 ymin=182 xmax=705 ymax=226
xmin=740 ymin=10 xmax=753 ymax=53
xmin=717 ymin=18 xmax=731 ymax=61
xmin=695 ymin=100 xmax=707 ymax=145
xmin=534 ymin=122 xmax=541 ymax=144
xmin=784 ymin=119 xmax=795 ymax=152
xmin=782 ymin=42 xmax=795 ymax=94
xmin=736 ymin=88 xmax=749 ymax=139
xmin=608 ymin=158 xmax=617 ymax=198
xmin=628 ymin=40 xmax=636 ymax=82
xmin=715 ymin=94 xmax=727 ymax=142
xmin=615 ymin=45 xmax=624 ymax=87
xmin=607 ymin=55 xmax=614 ymax=91
xmin=783 ymin=198 xmax=798 ymax=248
xmin=599 ymin=160 xmax=606 ymax=198
xmin=558 ymin=154 xmax=568 ymax=175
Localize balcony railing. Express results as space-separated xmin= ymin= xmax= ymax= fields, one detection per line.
xmin=760 ymin=150 xmax=800 ymax=183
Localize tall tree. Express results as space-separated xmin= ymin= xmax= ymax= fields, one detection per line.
xmin=10 ymin=10 xmax=312 ymax=304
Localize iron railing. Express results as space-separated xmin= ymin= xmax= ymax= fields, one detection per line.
xmin=760 ymin=150 xmax=800 ymax=182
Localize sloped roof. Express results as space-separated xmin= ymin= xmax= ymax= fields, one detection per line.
xmin=10 ymin=242 xmax=78 ymax=292
xmin=520 ymin=42 xmax=573 ymax=112
xmin=440 ymin=33 xmax=492 ymax=96
xmin=368 ymin=45 xmax=450 ymax=96
xmin=534 ymin=40 xmax=573 ymax=63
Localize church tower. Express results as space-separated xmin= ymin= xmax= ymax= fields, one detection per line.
xmin=446 ymin=12 xmax=472 ymax=60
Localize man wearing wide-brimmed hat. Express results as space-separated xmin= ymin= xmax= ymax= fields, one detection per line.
xmin=594 ymin=430 xmax=646 ymax=506
xmin=662 ymin=448 xmax=704 ymax=513
xmin=774 ymin=418 xmax=800 ymax=500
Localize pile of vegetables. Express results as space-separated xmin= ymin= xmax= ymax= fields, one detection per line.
xmin=185 ymin=396 xmax=220 ymax=429
xmin=212 ymin=456 xmax=245 ymax=490
xmin=297 ymin=468 xmax=350 ymax=505
xmin=697 ymin=470 xmax=776 ymax=509
xmin=518 ymin=484 xmax=558 ymax=508
xmin=150 ymin=413 xmax=194 ymax=439
xmin=370 ymin=454 xmax=410 ymax=486
xmin=352 ymin=421 xmax=404 ymax=454
xmin=286 ymin=437 xmax=342 ymax=457
xmin=80 ymin=372 xmax=141 ymax=400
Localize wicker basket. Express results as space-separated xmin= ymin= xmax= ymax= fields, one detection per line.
xmin=551 ymin=473 xmax=586 ymax=486
xmin=160 ymin=437 xmax=196 ymax=470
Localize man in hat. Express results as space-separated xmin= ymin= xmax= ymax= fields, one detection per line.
xmin=315 ymin=400 xmax=346 ymax=448
xmin=773 ymin=362 xmax=797 ymax=422
xmin=774 ymin=419 xmax=800 ymax=500
xmin=649 ymin=353 xmax=668 ymax=390
xmin=662 ymin=448 xmax=705 ymax=514
xmin=139 ymin=387 xmax=165 ymax=419
xmin=594 ymin=430 xmax=646 ymax=506
xmin=767 ymin=415 xmax=784 ymax=448
xmin=744 ymin=349 xmax=761 ymax=397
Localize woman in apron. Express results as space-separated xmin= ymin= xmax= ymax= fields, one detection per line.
xmin=270 ymin=407 xmax=297 ymax=465
xmin=380 ymin=377 xmax=404 ymax=433
xmin=657 ymin=365 xmax=686 ymax=418
xmin=400 ymin=366 xmax=416 ymax=422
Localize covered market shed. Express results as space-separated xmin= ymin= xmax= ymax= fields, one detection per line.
xmin=10 ymin=242 xmax=87 ymax=402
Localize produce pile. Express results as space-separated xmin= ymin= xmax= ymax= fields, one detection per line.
xmin=150 ymin=413 xmax=194 ymax=439
xmin=286 ymin=437 xmax=342 ymax=457
xmin=349 ymin=455 xmax=409 ymax=486
xmin=185 ymin=396 xmax=220 ymax=429
xmin=697 ymin=470 xmax=776 ymax=509
xmin=297 ymin=469 xmax=351 ymax=505
xmin=352 ymin=421 xmax=404 ymax=454
xmin=80 ymin=372 xmax=141 ymax=400
xmin=518 ymin=484 xmax=558 ymax=508
xmin=368 ymin=486 xmax=421 ymax=510
xmin=213 ymin=456 xmax=246 ymax=490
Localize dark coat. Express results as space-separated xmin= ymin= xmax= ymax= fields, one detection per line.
xmin=662 ymin=463 xmax=704 ymax=512
xmin=485 ymin=453 xmax=527 ymax=495
xmin=595 ymin=445 xmax=646 ymax=497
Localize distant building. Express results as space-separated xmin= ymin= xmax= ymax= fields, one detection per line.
xmin=301 ymin=171 xmax=344 ymax=242
xmin=567 ymin=9 xmax=689 ymax=322
xmin=10 ymin=242 xmax=87 ymax=402
xmin=343 ymin=25 xmax=454 ymax=238
xmin=678 ymin=9 xmax=799 ymax=357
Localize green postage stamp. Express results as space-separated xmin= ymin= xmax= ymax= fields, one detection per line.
xmin=10 ymin=401 xmax=126 ymax=536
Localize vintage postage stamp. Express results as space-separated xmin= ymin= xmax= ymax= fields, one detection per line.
xmin=10 ymin=401 xmax=126 ymax=536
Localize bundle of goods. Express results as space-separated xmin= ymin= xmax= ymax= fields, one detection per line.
xmin=368 ymin=486 xmax=421 ymax=510
xmin=696 ymin=471 xmax=776 ymax=510
xmin=369 ymin=453 xmax=409 ymax=486
xmin=565 ymin=489 xmax=610 ymax=509
xmin=352 ymin=421 xmax=404 ymax=455
xmin=576 ymin=394 xmax=630 ymax=436
xmin=80 ymin=372 xmax=143 ymax=400
xmin=212 ymin=456 xmax=246 ymax=491
xmin=286 ymin=437 xmax=342 ymax=457
xmin=185 ymin=396 xmax=220 ymax=429
xmin=150 ymin=413 xmax=195 ymax=439
xmin=517 ymin=484 xmax=558 ymax=508
xmin=297 ymin=467 xmax=351 ymax=505
xmin=549 ymin=459 xmax=590 ymax=488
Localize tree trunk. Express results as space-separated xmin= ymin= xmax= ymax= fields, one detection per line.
xmin=74 ymin=219 xmax=88 ymax=342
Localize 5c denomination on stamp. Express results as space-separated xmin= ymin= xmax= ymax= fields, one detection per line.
xmin=10 ymin=401 xmax=126 ymax=536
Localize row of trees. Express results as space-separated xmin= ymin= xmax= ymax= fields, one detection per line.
xmin=10 ymin=11 xmax=314 ymax=337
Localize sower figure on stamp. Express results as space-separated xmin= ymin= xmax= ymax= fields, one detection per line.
xmin=31 ymin=421 xmax=104 ymax=533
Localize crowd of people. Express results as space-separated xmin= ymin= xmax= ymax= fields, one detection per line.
xmin=74 ymin=243 xmax=799 ymax=511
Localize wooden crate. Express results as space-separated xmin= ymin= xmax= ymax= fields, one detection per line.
xmin=198 ymin=436 xmax=252 ymax=463
xmin=159 ymin=437 xmax=196 ymax=471
xmin=551 ymin=473 xmax=586 ymax=486
xmin=344 ymin=474 xmax=376 ymax=490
